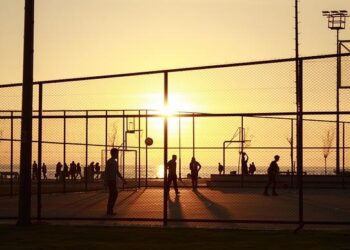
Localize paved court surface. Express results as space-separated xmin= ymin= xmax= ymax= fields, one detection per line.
xmin=1 ymin=187 xmax=349 ymax=229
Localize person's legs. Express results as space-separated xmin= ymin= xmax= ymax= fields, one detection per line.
xmin=107 ymin=180 xmax=117 ymax=214
xmin=264 ymin=176 xmax=272 ymax=195
xmin=173 ymin=175 xmax=179 ymax=194
xmin=272 ymin=176 xmax=278 ymax=195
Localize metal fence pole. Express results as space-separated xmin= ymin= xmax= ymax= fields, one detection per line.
xmin=138 ymin=110 xmax=141 ymax=189
xmin=18 ymin=0 xmax=35 ymax=226
xmin=192 ymin=113 xmax=195 ymax=157
xmin=240 ymin=116 xmax=244 ymax=188
xmin=146 ymin=110 xmax=148 ymax=187
xmin=342 ymin=122 xmax=345 ymax=188
xmin=10 ymin=111 xmax=14 ymax=197
xmin=178 ymin=112 xmax=182 ymax=180
xmin=105 ymin=111 xmax=108 ymax=172
xmin=163 ymin=72 xmax=168 ymax=227
xmin=85 ymin=111 xmax=88 ymax=192
xmin=291 ymin=119 xmax=294 ymax=188
xmin=63 ymin=111 xmax=66 ymax=193
xmin=296 ymin=59 xmax=304 ymax=229
xmin=122 ymin=110 xmax=125 ymax=189
xmin=37 ymin=83 xmax=43 ymax=221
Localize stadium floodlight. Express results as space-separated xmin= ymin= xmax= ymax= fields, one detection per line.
xmin=322 ymin=9 xmax=348 ymax=30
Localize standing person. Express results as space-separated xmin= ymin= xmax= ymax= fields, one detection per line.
xmin=76 ymin=163 xmax=82 ymax=179
xmin=105 ymin=148 xmax=126 ymax=216
xmin=55 ymin=162 xmax=62 ymax=181
xmin=218 ymin=162 xmax=225 ymax=175
xmin=42 ymin=163 xmax=47 ymax=180
xmin=63 ymin=163 xmax=69 ymax=180
xmin=69 ymin=161 xmax=77 ymax=180
xmin=32 ymin=161 xmax=38 ymax=180
xmin=95 ymin=162 xmax=101 ymax=180
xmin=189 ymin=157 xmax=202 ymax=190
xmin=264 ymin=155 xmax=280 ymax=196
xmin=166 ymin=155 xmax=180 ymax=195
xmin=241 ymin=152 xmax=249 ymax=175
xmin=249 ymin=162 xmax=256 ymax=175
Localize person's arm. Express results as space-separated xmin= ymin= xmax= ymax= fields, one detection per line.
xmin=198 ymin=162 xmax=202 ymax=172
xmin=117 ymin=170 xmax=127 ymax=184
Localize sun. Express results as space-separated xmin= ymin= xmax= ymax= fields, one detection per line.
xmin=160 ymin=106 xmax=175 ymax=117
xmin=156 ymin=164 xmax=165 ymax=178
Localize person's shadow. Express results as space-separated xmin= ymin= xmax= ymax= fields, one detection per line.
xmin=193 ymin=190 xmax=231 ymax=220
xmin=168 ymin=195 xmax=186 ymax=225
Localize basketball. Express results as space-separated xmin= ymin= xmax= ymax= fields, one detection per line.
xmin=145 ymin=137 xmax=153 ymax=146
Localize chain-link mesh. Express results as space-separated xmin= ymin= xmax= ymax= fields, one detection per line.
xmin=1 ymin=55 xmax=350 ymax=226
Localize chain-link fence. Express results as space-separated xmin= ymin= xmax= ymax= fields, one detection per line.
xmin=0 ymin=54 xmax=350 ymax=228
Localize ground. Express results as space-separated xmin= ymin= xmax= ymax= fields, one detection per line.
xmin=0 ymin=225 xmax=349 ymax=250
xmin=0 ymin=187 xmax=349 ymax=229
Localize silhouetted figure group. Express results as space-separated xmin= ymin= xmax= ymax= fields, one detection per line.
xmin=53 ymin=161 xmax=100 ymax=181
xmin=32 ymin=161 xmax=47 ymax=180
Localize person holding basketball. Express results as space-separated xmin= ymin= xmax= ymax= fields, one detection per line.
xmin=105 ymin=148 xmax=127 ymax=216
xmin=189 ymin=157 xmax=202 ymax=190
xmin=264 ymin=155 xmax=280 ymax=196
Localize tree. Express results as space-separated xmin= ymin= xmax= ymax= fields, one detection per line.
xmin=322 ymin=128 xmax=335 ymax=175
xmin=108 ymin=121 xmax=119 ymax=147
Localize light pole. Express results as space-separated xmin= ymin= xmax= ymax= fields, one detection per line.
xmin=322 ymin=10 xmax=348 ymax=175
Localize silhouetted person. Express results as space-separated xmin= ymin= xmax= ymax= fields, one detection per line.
xmin=55 ymin=162 xmax=62 ymax=181
xmin=76 ymin=163 xmax=82 ymax=179
xmin=95 ymin=162 xmax=101 ymax=179
xmin=63 ymin=163 xmax=69 ymax=180
xmin=264 ymin=155 xmax=280 ymax=196
xmin=105 ymin=148 xmax=126 ymax=216
xmin=42 ymin=163 xmax=47 ymax=180
xmin=32 ymin=161 xmax=38 ymax=180
xmin=249 ymin=162 xmax=256 ymax=175
xmin=69 ymin=161 xmax=77 ymax=180
xmin=241 ymin=152 xmax=249 ymax=175
xmin=88 ymin=161 xmax=95 ymax=182
xmin=167 ymin=155 xmax=180 ymax=195
xmin=189 ymin=157 xmax=202 ymax=190
xmin=218 ymin=162 xmax=225 ymax=175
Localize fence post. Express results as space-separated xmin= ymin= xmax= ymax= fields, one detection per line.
xmin=146 ymin=110 xmax=148 ymax=187
xmin=37 ymin=83 xmax=43 ymax=222
xmin=85 ymin=111 xmax=88 ymax=192
xmin=63 ymin=111 xmax=66 ymax=193
xmin=240 ymin=116 xmax=244 ymax=188
xmin=18 ymin=0 xmax=35 ymax=226
xmin=178 ymin=112 xmax=182 ymax=180
xmin=163 ymin=72 xmax=168 ymax=227
xmin=105 ymin=111 xmax=108 ymax=174
xmin=138 ymin=110 xmax=141 ymax=189
xmin=342 ymin=122 xmax=345 ymax=188
xmin=296 ymin=59 xmax=304 ymax=229
xmin=10 ymin=111 xmax=14 ymax=197
xmin=291 ymin=119 xmax=294 ymax=188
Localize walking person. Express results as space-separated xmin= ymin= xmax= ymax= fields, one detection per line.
xmin=105 ymin=148 xmax=126 ymax=216
xmin=166 ymin=155 xmax=180 ymax=196
xmin=76 ymin=163 xmax=82 ymax=179
xmin=218 ymin=162 xmax=225 ymax=175
xmin=249 ymin=162 xmax=256 ymax=175
xmin=241 ymin=152 xmax=249 ymax=175
xmin=189 ymin=157 xmax=202 ymax=190
xmin=55 ymin=162 xmax=62 ymax=181
xmin=42 ymin=163 xmax=47 ymax=180
xmin=264 ymin=155 xmax=280 ymax=196
xmin=32 ymin=161 xmax=38 ymax=180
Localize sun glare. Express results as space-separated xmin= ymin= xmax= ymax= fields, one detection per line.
xmin=157 ymin=164 xmax=165 ymax=178
xmin=160 ymin=106 xmax=175 ymax=117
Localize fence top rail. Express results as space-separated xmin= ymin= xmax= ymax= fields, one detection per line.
xmin=2 ymin=111 xmax=350 ymax=120
xmin=1 ymin=53 xmax=349 ymax=88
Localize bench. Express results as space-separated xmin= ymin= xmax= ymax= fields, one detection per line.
xmin=0 ymin=171 xmax=19 ymax=181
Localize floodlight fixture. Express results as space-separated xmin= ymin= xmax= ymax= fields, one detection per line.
xmin=322 ymin=9 xmax=349 ymax=30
